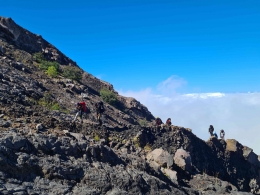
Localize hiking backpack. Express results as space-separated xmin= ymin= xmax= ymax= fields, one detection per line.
xmin=79 ymin=101 xmax=87 ymax=112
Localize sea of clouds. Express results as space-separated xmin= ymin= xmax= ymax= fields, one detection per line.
xmin=119 ymin=76 xmax=260 ymax=155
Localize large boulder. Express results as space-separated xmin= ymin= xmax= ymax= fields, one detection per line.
xmin=146 ymin=148 xmax=173 ymax=168
xmin=226 ymin=139 xmax=238 ymax=152
xmin=174 ymin=148 xmax=192 ymax=172
xmin=161 ymin=168 xmax=178 ymax=184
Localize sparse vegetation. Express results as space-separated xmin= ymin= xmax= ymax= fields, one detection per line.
xmin=94 ymin=134 xmax=100 ymax=141
xmin=62 ymin=66 xmax=82 ymax=81
xmin=33 ymin=52 xmax=45 ymax=63
xmin=33 ymin=52 xmax=60 ymax=77
xmin=139 ymin=119 xmax=148 ymax=126
xmin=100 ymin=88 xmax=118 ymax=106
xmin=50 ymin=103 xmax=60 ymax=110
xmin=134 ymin=143 xmax=140 ymax=148
xmin=144 ymin=144 xmax=152 ymax=152
xmin=46 ymin=66 xmax=58 ymax=77
xmin=38 ymin=92 xmax=61 ymax=111
xmin=133 ymin=136 xmax=140 ymax=148
xmin=39 ymin=61 xmax=59 ymax=71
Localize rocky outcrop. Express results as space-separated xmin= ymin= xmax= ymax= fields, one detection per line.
xmin=147 ymin=148 xmax=173 ymax=168
xmin=0 ymin=17 xmax=76 ymax=65
xmin=174 ymin=148 xmax=192 ymax=172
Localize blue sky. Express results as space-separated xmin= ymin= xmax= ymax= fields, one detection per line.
xmin=1 ymin=0 xmax=260 ymax=93
xmin=2 ymin=1 xmax=260 ymax=153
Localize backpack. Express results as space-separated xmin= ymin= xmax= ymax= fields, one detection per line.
xmin=79 ymin=101 xmax=87 ymax=112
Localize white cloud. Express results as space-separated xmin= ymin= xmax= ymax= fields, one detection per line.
xmin=119 ymin=76 xmax=260 ymax=155
xmin=156 ymin=75 xmax=187 ymax=96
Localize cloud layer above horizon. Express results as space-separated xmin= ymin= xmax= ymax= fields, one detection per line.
xmin=119 ymin=76 xmax=260 ymax=155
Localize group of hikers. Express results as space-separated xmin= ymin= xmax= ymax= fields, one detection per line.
xmin=155 ymin=117 xmax=172 ymax=126
xmin=72 ymin=100 xmax=105 ymax=125
xmin=208 ymin=125 xmax=225 ymax=139
xmin=155 ymin=117 xmax=225 ymax=140
xmin=72 ymin=102 xmax=226 ymax=140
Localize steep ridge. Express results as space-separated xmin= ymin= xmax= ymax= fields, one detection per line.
xmin=0 ymin=16 xmax=259 ymax=194
xmin=0 ymin=16 xmax=154 ymax=127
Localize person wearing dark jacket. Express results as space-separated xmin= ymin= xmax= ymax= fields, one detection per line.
xmin=166 ymin=118 xmax=172 ymax=126
xmin=209 ymin=125 xmax=214 ymax=136
xmin=95 ymin=101 xmax=105 ymax=125
xmin=155 ymin=117 xmax=163 ymax=126
xmin=72 ymin=102 xmax=86 ymax=123
xmin=220 ymin=129 xmax=225 ymax=140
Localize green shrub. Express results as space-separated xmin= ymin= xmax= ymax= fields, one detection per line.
xmin=33 ymin=52 xmax=45 ymax=63
xmin=62 ymin=66 xmax=82 ymax=81
xmin=144 ymin=144 xmax=152 ymax=152
xmin=38 ymin=92 xmax=61 ymax=111
xmin=100 ymin=88 xmax=118 ymax=106
xmin=94 ymin=134 xmax=100 ymax=141
xmin=46 ymin=66 xmax=58 ymax=77
xmin=139 ymin=119 xmax=148 ymax=126
xmin=50 ymin=103 xmax=60 ymax=110
xmin=39 ymin=61 xmax=59 ymax=71
xmin=42 ymin=92 xmax=52 ymax=104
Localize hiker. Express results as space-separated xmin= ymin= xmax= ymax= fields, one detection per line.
xmin=214 ymin=132 xmax=218 ymax=138
xmin=155 ymin=117 xmax=163 ymax=126
xmin=166 ymin=118 xmax=172 ymax=126
xmin=208 ymin=125 xmax=214 ymax=136
xmin=220 ymin=129 xmax=225 ymax=140
xmin=72 ymin=101 xmax=87 ymax=123
xmin=155 ymin=117 xmax=164 ymax=130
xmin=95 ymin=101 xmax=105 ymax=125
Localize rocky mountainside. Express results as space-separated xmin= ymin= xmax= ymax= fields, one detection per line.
xmin=0 ymin=16 xmax=259 ymax=195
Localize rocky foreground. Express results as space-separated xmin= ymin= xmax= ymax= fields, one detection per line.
xmin=0 ymin=113 xmax=259 ymax=195
xmin=0 ymin=16 xmax=260 ymax=194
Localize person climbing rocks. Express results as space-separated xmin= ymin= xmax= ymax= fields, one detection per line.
xmin=72 ymin=101 xmax=87 ymax=123
xmin=95 ymin=101 xmax=105 ymax=125
xmin=214 ymin=132 xmax=218 ymax=138
xmin=220 ymin=129 xmax=225 ymax=140
xmin=166 ymin=118 xmax=172 ymax=126
xmin=208 ymin=125 xmax=214 ymax=136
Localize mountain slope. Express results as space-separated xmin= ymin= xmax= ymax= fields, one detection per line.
xmin=0 ymin=16 xmax=259 ymax=195
xmin=0 ymin=16 xmax=154 ymax=128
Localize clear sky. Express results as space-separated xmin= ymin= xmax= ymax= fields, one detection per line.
xmin=1 ymin=1 xmax=260 ymax=153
